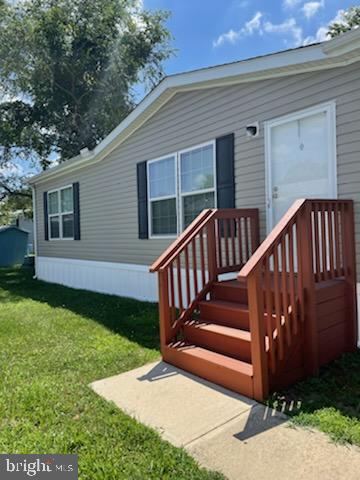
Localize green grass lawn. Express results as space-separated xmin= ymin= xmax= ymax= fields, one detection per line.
xmin=268 ymin=351 xmax=360 ymax=445
xmin=0 ymin=267 xmax=223 ymax=480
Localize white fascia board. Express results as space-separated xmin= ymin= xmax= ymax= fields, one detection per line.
xmin=28 ymin=31 xmax=360 ymax=186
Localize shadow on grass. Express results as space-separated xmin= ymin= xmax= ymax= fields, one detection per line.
xmin=0 ymin=266 xmax=160 ymax=351
xmin=269 ymin=351 xmax=360 ymax=418
xmin=267 ymin=349 xmax=360 ymax=445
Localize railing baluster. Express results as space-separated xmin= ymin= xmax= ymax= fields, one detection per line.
xmin=245 ymin=218 xmax=250 ymax=261
xmin=251 ymin=210 xmax=260 ymax=253
xmin=237 ymin=217 xmax=243 ymax=266
xmin=191 ymin=238 xmax=198 ymax=296
xmin=230 ymin=219 xmax=236 ymax=266
xmin=273 ymin=244 xmax=284 ymax=360
xmin=339 ymin=203 xmax=346 ymax=276
xmin=334 ymin=203 xmax=341 ymax=276
xmin=217 ymin=219 xmax=223 ymax=269
xmin=176 ymin=255 xmax=183 ymax=313
xmin=224 ymin=218 xmax=230 ymax=267
xmin=281 ymin=234 xmax=291 ymax=346
xmin=320 ymin=205 xmax=327 ymax=280
xmin=169 ymin=263 xmax=176 ymax=324
xmin=184 ymin=245 xmax=191 ymax=306
xmin=206 ymin=219 xmax=217 ymax=283
xmin=313 ymin=203 xmax=321 ymax=282
xmin=264 ymin=256 xmax=276 ymax=373
xmin=199 ymin=230 xmax=206 ymax=287
xmin=288 ymin=223 xmax=297 ymax=335
xmin=328 ymin=204 xmax=335 ymax=278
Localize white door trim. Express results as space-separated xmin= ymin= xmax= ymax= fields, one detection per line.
xmin=264 ymin=100 xmax=337 ymax=232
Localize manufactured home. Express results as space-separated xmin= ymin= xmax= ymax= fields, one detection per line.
xmin=29 ymin=29 xmax=360 ymax=399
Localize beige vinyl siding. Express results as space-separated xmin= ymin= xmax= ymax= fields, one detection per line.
xmin=35 ymin=61 xmax=360 ymax=276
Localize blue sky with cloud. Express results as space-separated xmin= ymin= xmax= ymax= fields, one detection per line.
xmin=145 ymin=0 xmax=354 ymax=75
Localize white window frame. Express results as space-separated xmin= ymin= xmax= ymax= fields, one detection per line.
xmin=48 ymin=184 xmax=74 ymax=240
xmin=147 ymin=140 xmax=217 ymax=239
xmin=264 ymin=101 xmax=337 ymax=232
xmin=147 ymin=153 xmax=178 ymax=239
xmin=178 ymin=140 xmax=217 ymax=232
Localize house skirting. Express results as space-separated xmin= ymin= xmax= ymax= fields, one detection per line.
xmin=36 ymin=256 xmax=158 ymax=302
xmin=36 ymin=256 xmax=360 ymax=345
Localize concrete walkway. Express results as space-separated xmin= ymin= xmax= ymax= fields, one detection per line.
xmin=91 ymin=361 xmax=360 ymax=480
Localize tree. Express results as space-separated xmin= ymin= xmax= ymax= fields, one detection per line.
xmin=328 ymin=6 xmax=360 ymax=37
xmin=0 ymin=0 xmax=172 ymax=209
xmin=0 ymin=187 xmax=32 ymax=225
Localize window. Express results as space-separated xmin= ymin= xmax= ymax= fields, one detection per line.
xmin=147 ymin=142 xmax=216 ymax=237
xmin=148 ymin=155 xmax=177 ymax=236
xmin=48 ymin=186 xmax=74 ymax=239
xmin=179 ymin=143 xmax=215 ymax=229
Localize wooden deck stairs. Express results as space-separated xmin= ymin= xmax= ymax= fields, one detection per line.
xmin=151 ymin=201 xmax=357 ymax=401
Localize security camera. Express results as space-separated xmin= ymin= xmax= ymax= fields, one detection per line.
xmin=246 ymin=122 xmax=259 ymax=138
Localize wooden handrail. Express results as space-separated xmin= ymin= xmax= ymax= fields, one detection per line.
xmin=151 ymin=208 xmax=260 ymax=352
xmin=238 ymin=199 xmax=307 ymax=279
xmin=150 ymin=209 xmax=215 ymax=272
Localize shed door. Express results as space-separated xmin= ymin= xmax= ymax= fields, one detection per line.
xmin=266 ymin=104 xmax=336 ymax=230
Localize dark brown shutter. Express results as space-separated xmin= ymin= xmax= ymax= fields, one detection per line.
xmin=216 ymin=133 xmax=235 ymax=209
xmin=43 ymin=191 xmax=49 ymax=241
xmin=73 ymin=182 xmax=81 ymax=240
xmin=137 ymin=161 xmax=148 ymax=239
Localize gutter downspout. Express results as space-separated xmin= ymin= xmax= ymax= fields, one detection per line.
xmin=31 ymin=185 xmax=38 ymax=279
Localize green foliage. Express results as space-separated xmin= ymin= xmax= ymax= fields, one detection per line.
xmin=328 ymin=7 xmax=360 ymax=37
xmin=0 ymin=0 xmax=172 ymax=207
xmin=0 ymin=267 xmax=223 ymax=479
xmin=0 ymin=194 xmax=32 ymax=225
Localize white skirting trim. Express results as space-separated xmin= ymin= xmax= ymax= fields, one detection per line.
xmin=36 ymin=256 xmax=239 ymax=303
xmin=36 ymin=256 xmax=158 ymax=302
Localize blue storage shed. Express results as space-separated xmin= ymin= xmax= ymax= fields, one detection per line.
xmin=0 ymin=226 xmax=29 ymax=267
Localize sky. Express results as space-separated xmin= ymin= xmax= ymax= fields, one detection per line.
xmin=143 ymin=0 xmax=354 ymax=76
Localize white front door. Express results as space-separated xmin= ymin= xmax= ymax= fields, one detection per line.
xmin=265 ymin=102 xmax=337 ymax=230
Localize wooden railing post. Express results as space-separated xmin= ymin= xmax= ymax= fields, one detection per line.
xmin=207 ymin=218 xmax=218 ymax=283
xmin=247 ymin=267 xmax=269 ymax=401
xmin=342 ymin=201 xmax=358 ymax=351
xmin=158 ymin=268 xmax=172 ymax=351
xmin=298 ymin=201 xmax=319 ymax=376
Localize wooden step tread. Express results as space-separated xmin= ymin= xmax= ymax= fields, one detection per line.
xmin=184 ymin=319 xmax=251 ymax=341
xmin=198 ymin=299 xmax=249 ymax=312
xmin=168 ymin=342 xmax=253 ymax=376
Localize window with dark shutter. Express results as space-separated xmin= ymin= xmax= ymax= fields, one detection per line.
xmin=138 ymin=134 xmax=235 ymax=239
